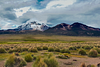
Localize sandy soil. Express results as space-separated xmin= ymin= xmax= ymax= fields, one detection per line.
xmin=0 ymin=57 xmax=100 ymax=67
xmin=58 ymin=57 xmax=100 ymax=67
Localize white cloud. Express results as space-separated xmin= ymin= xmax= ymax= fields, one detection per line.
xmin=0 ymin=0 xmax=100 ymax=29
xmin=46 ymin=0 xmax=76 ymax=9
xmin=14 ymin=7 xmax=30 ymax=17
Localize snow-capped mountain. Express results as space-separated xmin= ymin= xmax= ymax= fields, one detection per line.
xmin=17 ymin=21 xmax=49 ymax=31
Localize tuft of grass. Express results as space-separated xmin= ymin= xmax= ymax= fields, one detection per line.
xmin=0 ymin=47 xmax=7 ymax=53
xmin=24 ymin=54 xmax=33 ymax=62
xmin=88 ymin=49 xmax=98 ymax=57
xmin=78 ymin=49 xmax=87 ymax=55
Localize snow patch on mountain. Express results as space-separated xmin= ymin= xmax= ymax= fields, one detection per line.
xmin=17 ymin=21 xmax=49 ymax=31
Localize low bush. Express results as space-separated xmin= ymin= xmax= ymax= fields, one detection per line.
xmin=80 ymin=63 xmax=86 ymax=67
xmin=28 ymin=48 xmax=38 ymax=52
xmin=76 ymin=46 xmax=81 ymax=49
xmin=88 ymin=49 xmax=98 ymax=57
xmin=78 ymin=49 xmax=86 ymax=55
xmin=37 ymin=47 xmax=43 ymax=51
xmin=48 ymin=47 xmax=54 ymax=52
xmin=56 ymin=55 xmax=69 ymax=59
xmin=69 ymin=47 xmax=77 ymax=50
xmin=5 ymin=53 xmax=27 ymax=67
xmin=44 ymin=53 xmax=59 ymax=67
xmin=8 ymin=49 xmax=17 ymax=53
xmin=4 ymin=47 xmax=10 ymax=51
xmin=25 ymin=54 xmax=33 ymax=62
xmin=22 ymin=48 xmax=28 ymax=51
xmin=83 ymin=46 xmax=93 ymax=50
xmin=33 ymin=56 xmax=47 ymax=67
xmin=55 ymin=48 xmax=60 ymax=52
xmin=16 ymin=47 xmax=23 ymax=52
xmin=33 ymin=53 xmax=59 ymax=67
xmin=0 ymin=47 xmax=6 ymax=53
xmin=43 ymin=46 xmax=48 ymax=50
xmin=94 ymin=48 xmax=100 ymax=54
xmin=60 ymin=49 xmax=70 ymax=54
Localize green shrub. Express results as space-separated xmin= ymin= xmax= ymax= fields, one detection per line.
xmin=76 ymin=46 xmax=81 ymax=49
xmin=5 ymin=47 xmax=10 ymax=51
xmin=33 ymin=56 xmax=47 ymax=67
xmin=94 ymin=48 xmax=100 ymax=54
xmin=48 ymin=47 xmax=54 ymax=52
xmin=28 ymin=48 xmax=38 ymax=52
xmin=44 ymin=53 xmax=59 ymax=67
xmin=56 ymin=55 xmax=69 ymax=59
xmin=5 ymin=53 xmax=27 ymax=67
xmin=19 ymin=59 xmax=27 ymax=67
xmin=37 ymin=47 xmax=43 ymax=51
xmin=25 ymin=54 xmax=33 ymax=62
xmin=0 ymin=47 xmax=6 ymax=53
xmin=33 ymin=53 xmax=59 ymax=67
xmin=16 ymin=47 xmax=23 ymax=52
xmin=22 ymin=48 xmax=28 ymax=51
xmin=55 ymin=48 xmax=60 ymax=52
xmin=43 ymin=46 xmax=48 ymax=50
xmin=78 ymin=49 xmax=86 ymax=55
xmin=8 ymin=49 xmax=17 ymax=53
xmin=69 ymin=47 xmax=77 ymax=50
xmin=88 ymin=49 xmax=98 ymax=57
xmin=60 ymin=49 xmax=70 ymax=54
xmin=83 ymin=46 xmax=93 ymax=50
xmin=5 ymin=54 xmax=15 ymax=67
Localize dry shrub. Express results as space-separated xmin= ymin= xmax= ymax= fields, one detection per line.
xmin=44 ymin=53 xmax=59 ymax=67
xmin=0 ymin=47 xmax=6 ymax=53
xmin=43 ymin=46 xmax=48 ymax=50
xmin=88 ymin=49 xmax=98 ymax=57
xmin=33 ymin=53 xmax=59 ymax=67
xmin=33 ymin=56 xmax=47 ymax=67
xmin=78 ymin=49 xmax=86 ymax=55
xmin=5 ymin=53 xmax=27 ymax=67
xmin=25 ymin=54 xmax=33 ymax=62
xmin=80 ymin=63 xmax=86 ymax=67
xmin=37 ymin=47 xmax=43 ymax=51
xmin=55 ymin=48 xmax=60 ymax=52
xmin=28 ymin=48 xmax=38 ymax=52
xmin=48 ymin=47 xmax=54 ymax=52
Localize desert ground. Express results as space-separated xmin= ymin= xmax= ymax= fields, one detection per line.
xmin=0 ymin=34 xmax=100 ymax=67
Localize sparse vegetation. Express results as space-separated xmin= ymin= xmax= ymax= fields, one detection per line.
xmin=80 ymin=63 xmax=86 ymax=67
xmin=37 ymin=47 xmax=43 ymax=51
xmin=33 ymin=56 xmax=47 ymax=67
xmin=5 ymin=53 xmax=27 ymax=67
xmin=88 ymin=49 xmax=98 ymax=57
xmin=43 ymin=46 xmax=48 ymax=50
xmin=94 ymin=47 xmax=100 ymax=54
xmin=60 ymin=49 xmax=70 ymax=54
xmin=25 ymin=54 xmax=33 ymax=62
xmin=56 ymin=55 xmax=69 ymax=59
xmin=44 ymin=53 xmax=59 ymax=67
xmin=83 ymin=46 xmax=93 ymax=50
xmin=55 ymin=48 xmax=60 ymax=52
xmin=69 ymin=46 xmax=77 ymax=50
xmin=0 ymin=34 xmax=100 ymax=67
xmin=0 ymin=48 xmax=6 ymax=53
xmin=28 ymin=48 xmax=38 ymax=52
xmin=48 ymin=47 xmax=54 ymax=52
xmin=78 ymin=49 xmax=86 ymax=55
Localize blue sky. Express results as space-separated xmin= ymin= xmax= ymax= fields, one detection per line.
xmin=0 ymin=0 xmax=100 ymax=29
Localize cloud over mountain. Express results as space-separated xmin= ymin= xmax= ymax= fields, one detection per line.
xmin=0 ymin=0 xmax=100 ymax=29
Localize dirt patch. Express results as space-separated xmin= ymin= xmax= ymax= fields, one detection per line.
xmin=58 ymin=57 xmax=100 ymax=67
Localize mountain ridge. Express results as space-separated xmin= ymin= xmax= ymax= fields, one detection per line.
xmin=0 ymin=22 xmax=100 ymax=36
